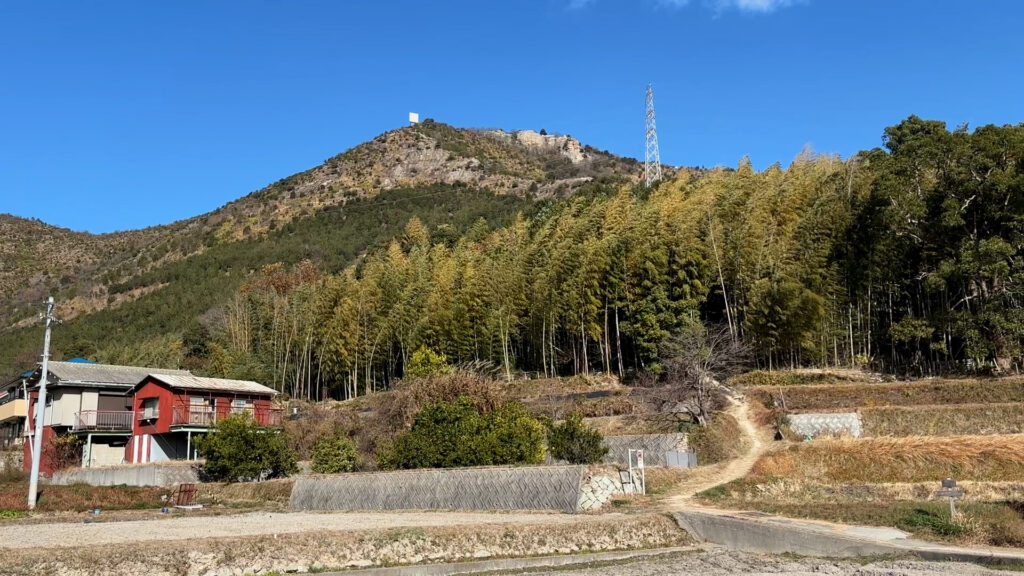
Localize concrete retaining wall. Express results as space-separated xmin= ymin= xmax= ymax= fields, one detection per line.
xmin=673 ymin=509 xmax=904 ymax=558
xmin=0 ymin=449 xmax=23 ymax=472
xmin=788 ymin=412 xmax=861 ymax=439
xmin=603 ymin=434 xmax=687 ymax=466
xmin=51 ymin=462 xmax=199 ymax=487
xmin=290 ymin=465 xmax=587 ymax=513
xmin=547 ymin=433 xmax=688 ymax=466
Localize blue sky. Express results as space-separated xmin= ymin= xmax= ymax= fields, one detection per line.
xmin=1 ymin=1 xmax=1021 ymax=233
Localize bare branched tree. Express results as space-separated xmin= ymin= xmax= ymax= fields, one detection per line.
xmin=658 ymin=323 xmax=753 ymax=427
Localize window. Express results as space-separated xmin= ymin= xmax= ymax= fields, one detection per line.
xmin=190 ymin=396 xmax=212 ymax=409
xmin=140 ymin=397 xmax=159 ymax=420
xmin=189 ymin=396 xmax=214 ymax=425
xmin=230 ymin=398 xmax=253 ymax=414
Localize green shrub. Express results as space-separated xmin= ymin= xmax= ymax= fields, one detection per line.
xmin=546 ymin=413 xmax=608 ymax=464
xmin=405 ymin=346 xmax=455 ymax=380
xmin=379 ymin=397 xmax=545 ymax=469
xmin=311 ymin=432 xmax=358 ymax=474
xmin=195 ymin=414 xmax=298 ymax=482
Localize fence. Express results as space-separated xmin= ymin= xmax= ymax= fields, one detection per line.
xmin=73 ymin=410 xmax=134 ymax=431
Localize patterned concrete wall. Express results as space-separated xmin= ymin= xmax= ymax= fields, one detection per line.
xmin=602 ymin=434 xmax=688 ymax=466
xmin=290 ymin=465 xmax=587 ymax=513
xmin=51 ymin=462 xmax=199 ymax=487
xmin=788 ymin=413 xmax=862 ymax=439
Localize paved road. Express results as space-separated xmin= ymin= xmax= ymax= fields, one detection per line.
xmin=514 ymin=549 xmax=1013 ymax=575
xmin=0 ymin=510 xmax=594 ymax=549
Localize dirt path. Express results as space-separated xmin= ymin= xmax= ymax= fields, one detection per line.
xmin=0 ymin=510 xmax=603 ymax=549
xmin=663 ymin=395 xmax=770 ymax=506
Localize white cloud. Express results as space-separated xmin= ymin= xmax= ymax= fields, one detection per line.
xmin=574 ymin=0 xmax=803 ymax=13
xmin=712 ymin=0 xmax=799 ymax=13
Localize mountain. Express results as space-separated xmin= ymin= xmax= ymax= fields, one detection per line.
xmin=0 ymin=121 xmax=646 ymax=375
xmin=4 ymin=116 xmax=1021 ymax=386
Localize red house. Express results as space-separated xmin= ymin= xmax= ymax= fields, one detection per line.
xmin=126 ymin=374 xmax=281 ymax=464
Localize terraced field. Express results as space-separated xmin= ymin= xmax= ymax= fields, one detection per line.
xmin=699 ymin=371 xmax=1024 ymax=548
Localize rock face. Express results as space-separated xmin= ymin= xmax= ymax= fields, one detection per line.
xmin=488 ymin=130 xmax=587 ymax=164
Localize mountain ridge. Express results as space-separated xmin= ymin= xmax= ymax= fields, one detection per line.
xmin=0 ymin=122 xmax=645 ymax=331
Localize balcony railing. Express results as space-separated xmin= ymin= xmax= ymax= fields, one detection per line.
xmin=171 ymin=406 xmax=283 ymax=428
xmin=73 ymin=410 xmax=135 ymax=432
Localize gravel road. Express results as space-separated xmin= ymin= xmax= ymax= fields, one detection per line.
xmin=519 ymin=549 xmax=1014 ymax=575
xmin=1 ymin=510 xmax=591 ymax=549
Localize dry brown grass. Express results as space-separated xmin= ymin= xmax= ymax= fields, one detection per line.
xmin=749 ymin=378 xmax=1024 ymax=412
xmin=697 ymin=477 xmax=1024 ymax=506
xmin=730 ymin=369 xmax=876 ymax=388
xmin=861 ymin=403 xmax=1024 ymax=437
xmin=752 ymin=434 xmax=1024 ymax=483
xmin=687 ymin=413 xmax=746 ymax=465
xmin=197 ymin=479 xmax=294 ymax=508
xmin=0 ymin=482 xmax=166 ymax=512
xmin=584 ymin=415 xmax=679 ymax=436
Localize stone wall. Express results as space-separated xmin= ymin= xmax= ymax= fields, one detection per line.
xmin=577 ymin=472 xmax=624 ymax=511
xmin=0 ymin=449 xmax=23 ymax=473
xmin=788 ymin=413 xmax=862 ymax=439
xmin=50 ymin=462 xmax=199 ymax=487
xmin=290 ymin=465 xmax=587 ymax=513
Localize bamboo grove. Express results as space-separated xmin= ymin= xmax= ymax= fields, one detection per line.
xmin=200 ymin=117 xmax=1024 ymax=398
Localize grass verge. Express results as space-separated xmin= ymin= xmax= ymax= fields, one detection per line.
xmin=861 ymin=403 xmax=1024 ymax=437
xmin=694 ymin=491 xmax=1024 ymax=549
xmin=751 ymin=435 xmax=1024 ymax=483
xmin=749 ymin=378 xmax=1024 ymax=412
xmin=0 ymin=481 xmax=166 ymax=513
xmin=686 ymin=413 xmax=746 ymax=465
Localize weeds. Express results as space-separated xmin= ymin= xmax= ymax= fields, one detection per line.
xmin=748 ymin=378 xmax=1024 ymax=412
xmin=687 ymin=413 xmax=745 ymax=465
xmin=752 ymin=435 xmax=1024 ymax=483
xmin=861 ymin=403 xmax=1024 ymax=437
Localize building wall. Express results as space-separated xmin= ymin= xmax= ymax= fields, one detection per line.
xmin=132 ymin=379 xmax=275 ymax=435
xmin=86 ymin=440 xmax=126 ymax=467
xmin=132 ymin=381 xmax=177 ymax=435
xmin=22 ymin=426 xmax=58 ymax=475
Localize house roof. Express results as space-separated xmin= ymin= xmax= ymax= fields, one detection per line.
xmin=31 ymin=361 xmax=192 ymax=389
xmin=143 ymin=373 xmax=278 ymax=396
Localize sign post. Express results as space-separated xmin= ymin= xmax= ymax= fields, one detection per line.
xmin=936 ymin=478 xmax=965 ymax=518
xmin=628 ymin=449 xmax=646 ymax=495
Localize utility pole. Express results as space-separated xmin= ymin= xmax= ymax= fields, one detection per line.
xmin=644 ymin=83 xmax=663 ymax=187
xmin=27 ymin=296 xmax=57 ymax=510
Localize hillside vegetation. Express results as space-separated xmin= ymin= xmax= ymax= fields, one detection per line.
xmin=0 ymin=121 xmax=628 ymax=334
xmin=1 ymin=116 xmax=1022 ymax=395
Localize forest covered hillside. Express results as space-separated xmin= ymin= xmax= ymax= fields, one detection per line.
xmin=2 ymin=116 xmax=1022 ymax=393
xmin=0 ymin=121 xmax=637 ymax=341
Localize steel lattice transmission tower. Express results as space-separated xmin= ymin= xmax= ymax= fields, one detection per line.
xmin=644 ymin=83 xmax=663 ymax=186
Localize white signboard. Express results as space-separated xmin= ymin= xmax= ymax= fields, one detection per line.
xmin=636 ymin=449 xmax=644 ymax=469
xmin=409 ymin=112 xmax=419 ymax=124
